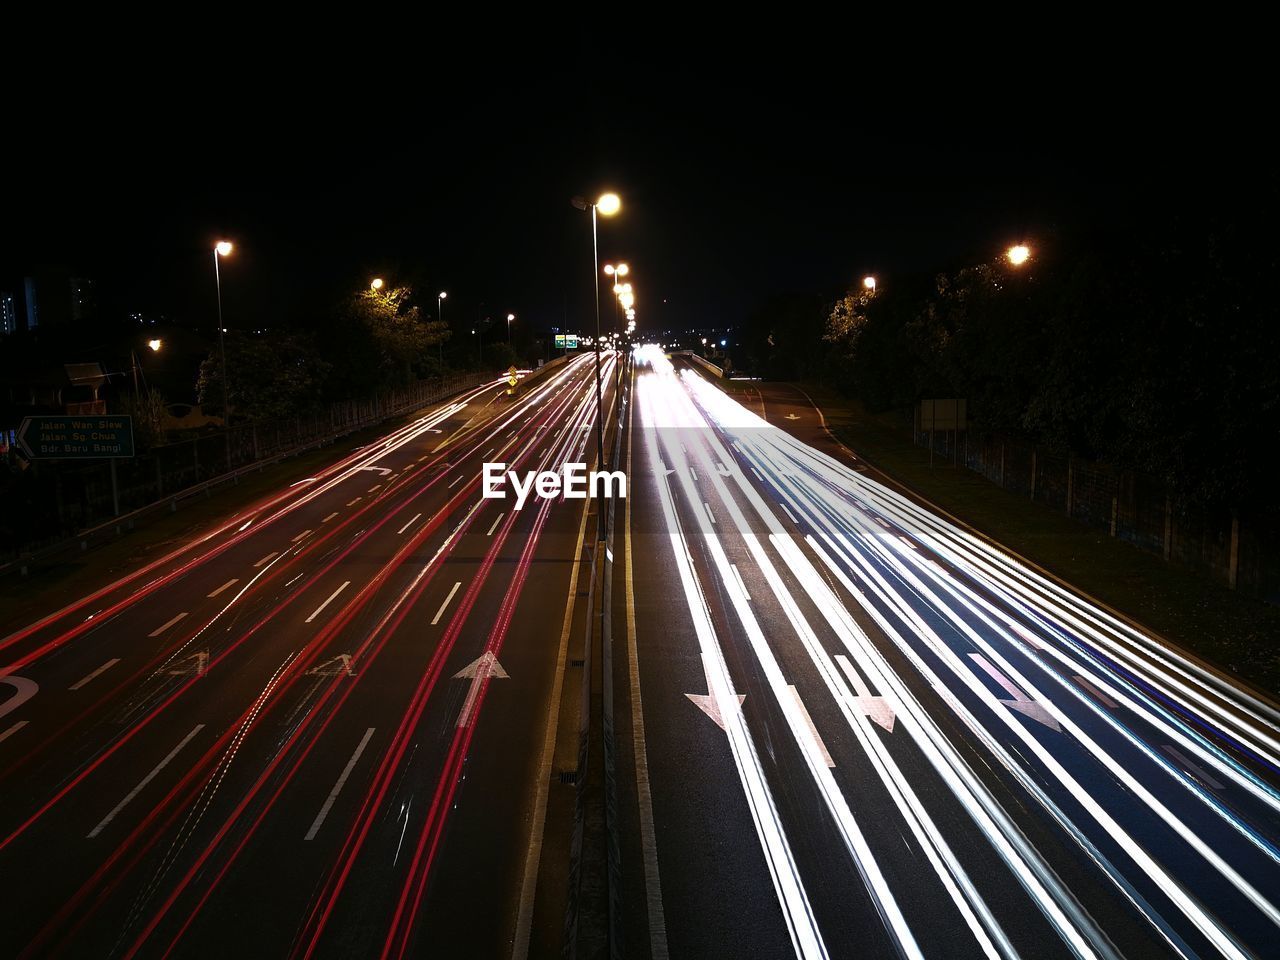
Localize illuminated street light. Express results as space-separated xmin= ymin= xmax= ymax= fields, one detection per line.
xmin=863 ymin=275 xmax=877 ymax=292
xmin=437 ymin=291 xmax=448 ymax=364
xmin=147 ymin=338 xmax=162 ymax=352
xmin=371 ymin=277 xmax=384 ymax=291
xmin=569 ymin=191 xmax=622 ymax=470
xmin=507 ymin=312 xmax=515 ymax=343
xmin=1007 ymin=244 xmax=1031 ymax=266
xmin=213 ymin=241 xmax=234 ymax=439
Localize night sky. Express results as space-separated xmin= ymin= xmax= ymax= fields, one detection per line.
xmin=3 ymin=67 xmax=1261 ymax=344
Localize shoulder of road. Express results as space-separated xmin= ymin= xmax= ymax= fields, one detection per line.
xmin=720 ymin=377 xmax=1280 ymax=698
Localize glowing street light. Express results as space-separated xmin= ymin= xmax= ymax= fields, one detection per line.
xmin=147 ymin=338 xmax=162 ymax=352
xmin=507 ymin=312 xmax=515 ymax=343
xmin=1007 ymin=244 xmax=1031 ymax=266
xmin=437 ymin=291 xmax=448 ymax=363
xmin=570 ymin=191 xmax=623 ymax=470
xmin=371 ymin=277 xmax=384 ymax=291
xmin=863 ymin=275 xmax=877 ymax=292
xmin=216 ymin=240 xmax=233 ymax=257
xmin=213 ymin=241 xmax=234 ymax=436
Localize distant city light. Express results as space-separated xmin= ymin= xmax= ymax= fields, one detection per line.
xmin=1007 ymin=244 xmax=1031 ymax=266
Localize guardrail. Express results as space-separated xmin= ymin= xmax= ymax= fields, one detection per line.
xmin=0 ymin=373 xmax=492 ymax=578
xmin=670 ymin=349 xmax=723 ymax=378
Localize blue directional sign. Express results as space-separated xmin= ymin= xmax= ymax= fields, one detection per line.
xmin=16 ymin=415 xmax=135 ymax=459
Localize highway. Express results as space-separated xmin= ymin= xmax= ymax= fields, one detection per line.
xmin=617 ymin=348 xmax=1280 ymax=960
xmin=0 ymin=351 xmax=616 ymax=958
xmin=5 ymin=343 xmax=1280 ymax=959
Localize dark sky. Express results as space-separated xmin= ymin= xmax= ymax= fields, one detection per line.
xmin=3 ymin=65 xmax=1262 ymax=343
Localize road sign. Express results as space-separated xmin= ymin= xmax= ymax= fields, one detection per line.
xmin=507 ymin=365 xmax=519 ymax=388
xmin=566 ymin=334 xmax=579 ymax=349
xmin=16 ymin=415 xmax=135 ymax=459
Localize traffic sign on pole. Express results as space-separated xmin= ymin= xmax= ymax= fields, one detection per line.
xmin=16 ymin=415 xmax=135 ymax=459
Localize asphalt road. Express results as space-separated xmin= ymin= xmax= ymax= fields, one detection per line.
xmin=615 ymin=349 xmax=1280 ymax=960
xmin=0 ymin=352 xmax=615 ymax=959
xmin=6 ymin=345 xmax=1280 ymax=959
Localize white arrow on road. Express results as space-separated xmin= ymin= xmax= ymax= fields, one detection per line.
xmin=358 ymin=466 xmax=393 ymax=476
xmin=686 ymin=692 xmax=745 ymax=731
xmin=834 ymin=655 xmax=895 ymax=732
xmin=163 ymin=650 xmax=209 ymax=677
xmin=784 ymin=413 xmax=800 ymax=421
xmin=0 ymin=675 xmax=38 ymax=721
xmin=656 ymin=461 xmax=675 ymax=477
xmin=715 ymin=462 xmax=732 ymax=477
xmin=454 ymin=652 xmax=508 ymax=728
xmin=969 ymin=653 xmax=1060 ymax=731
xmin=308 ymin=654 xmax=355 ymax=677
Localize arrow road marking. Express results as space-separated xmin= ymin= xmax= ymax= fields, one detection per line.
xmin=685 ymin=692 xmax=745 ymax=731
xmin=163 ymin=650 xmax=209 ymax=677
xmin=969 ymin=653 xmax=1061 ymax=731
xmin=69 ymin=658 xmax=120 ymax=691
xmin=0 ymin=675 xmax=38 ymax=721
xmin=1163 ymin=744 xmax=1225 ymax=790
xmin=307 ymin=654 xmax=355 ymax=677
xmin=834 ymin=655 xmax=896 ymax=733
xmin=358 ymin=466 xmax=393 ymax=476
xmin=88 ymin=725 xmax=205 ymax=838
xmin=454 ymin=652 xmax=509 ymax=728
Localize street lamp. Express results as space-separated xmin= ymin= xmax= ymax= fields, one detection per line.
xmin=472 ymin=328 xmax=481 ymax=365
xmin=1007 ymin=244 xmax=1031 ymax=266
xmin=570 ymin=192 xmax=621 ymax=470
xmin=147 ymin=338 xmax=162 ymax=352
xmin=604 ymin=263 xmax=629 ymax=336
xmin=213 ymin=241 xmax=233 ymax=429
xmin=863 ymin=275 xmax=877 ymax=293
xmin=371 ymin=277 xmax=384 ymax=291
xmin=507 ymin=312 xmax=515 ymax=343
xmin=437 ymin=291 xmax=448 ymax=364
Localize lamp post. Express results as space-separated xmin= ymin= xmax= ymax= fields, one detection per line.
xmin=371 ymin=277 xmax=384 ymax=292
xmin=213 ymin=241 xmax=233 ymax=425
xmin=604 ymin=262 xmax=628 ymax=336
xmin=437 ymin=291 xmax=448 ymax=365
xmin=507 ymin=312 xmax=515 ymax=344
xmin=571 ymin=192 xmax=620 ymax=470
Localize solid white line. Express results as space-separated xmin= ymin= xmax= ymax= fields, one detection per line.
xmin=254 ymin=551 xmax=278 ymax=568
xmin=148 ymin=612 xmax=188 ymax=638
xmin=207 ymin=578 xmax=239 ymax=598
xmin=305 ymin=581 xmax=351 ymax=623
xmin=486 ymin=513 xmax=504 ymax=536
xmin=305 ymin=727 xmax=376 ymax=840
xmin=0 ymin=720 xmax=29 ymax=743
xmin=397 ymin=513 xmax=423 ymax=535
xmin=322 ymin=511 xmax=339 ymax=523
xmin=448 ymin=475 xmax=464 ymax=488
xmin=88 ymin=725 xmax=205 ymax=838
xmin=69 ymin=658 xmax=121 ymax=691
xmin=431 ymin=582 xmax=462 ymax=625
xmin=730 ymin=563 xmax=751 ymax=601
xmin=291 ymin=529 xmax=312 ymax=543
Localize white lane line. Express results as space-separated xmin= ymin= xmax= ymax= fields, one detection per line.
xmin=346 ymin=497 xmax=362 ymax=507
xmin=305 ymin=581 xmax=351 ymax=623
xmin=368 ymin=484 xmax=382 ymax=492
xmin=397 ymin=513 xmax=423 ymax=535
xmin=148 ymin=612 xmax=188 ymax=638
xmin=69 ymin=658 xmax=121 ymax=691
xmin=779 ymin=503 xmax=799 ymax=525
xmin=689 ymin=467 xmax=697 ymax=481
xmin=207 ymin=578 xmax=239 ymax=598
xmin=788 ymin=685 xmax=835 ymax=767
xmin=322 ymin=511 xmax=339 ymax=523
xmin=448 ymin=475 xmax=464 ymax=489
xmin=1073 ymin=674 xmax=1120 ymax=709
xmin=417 ymin=455 xmax=429 ymax=462
xmin=305 ymin=727 xmax=376 ymax=840
xmin=484 ymin=448 xmax=495 ymax=458
xmin=88 ymin=724 xmax=205 ymax=838
xmin=254 ymin=551 xmax=278 ymax=568
xmin=751 ymin=466 xmax=764 ymax=482
xmin=291 ymin=529 xmax=313 ymax=543
xmin=431 ymin=582 xmax=463 ymax=625
xmin=0 ymin=720 xmax=30 ymax=743
xmin=730 ymin=563 xmax=751 ymax=601
xmin=486 ymin=513 xmax=504 ymax=536
xmin=703 ymin=502 xmax=715 ymax=525
xmin=1163 ymin=744 xmax=1226 ymax=790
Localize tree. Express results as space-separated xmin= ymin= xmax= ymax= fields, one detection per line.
xmin=340 ymin=287 xmax=449 ymax=387
xmin=198 ymin=331 xmax=331 ymax=421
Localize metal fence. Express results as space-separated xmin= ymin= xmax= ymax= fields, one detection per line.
xmin=1 ymin=373 xmax=487 ymax=560
xmin=914 ymin=426 xmax=1280 ymax=605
